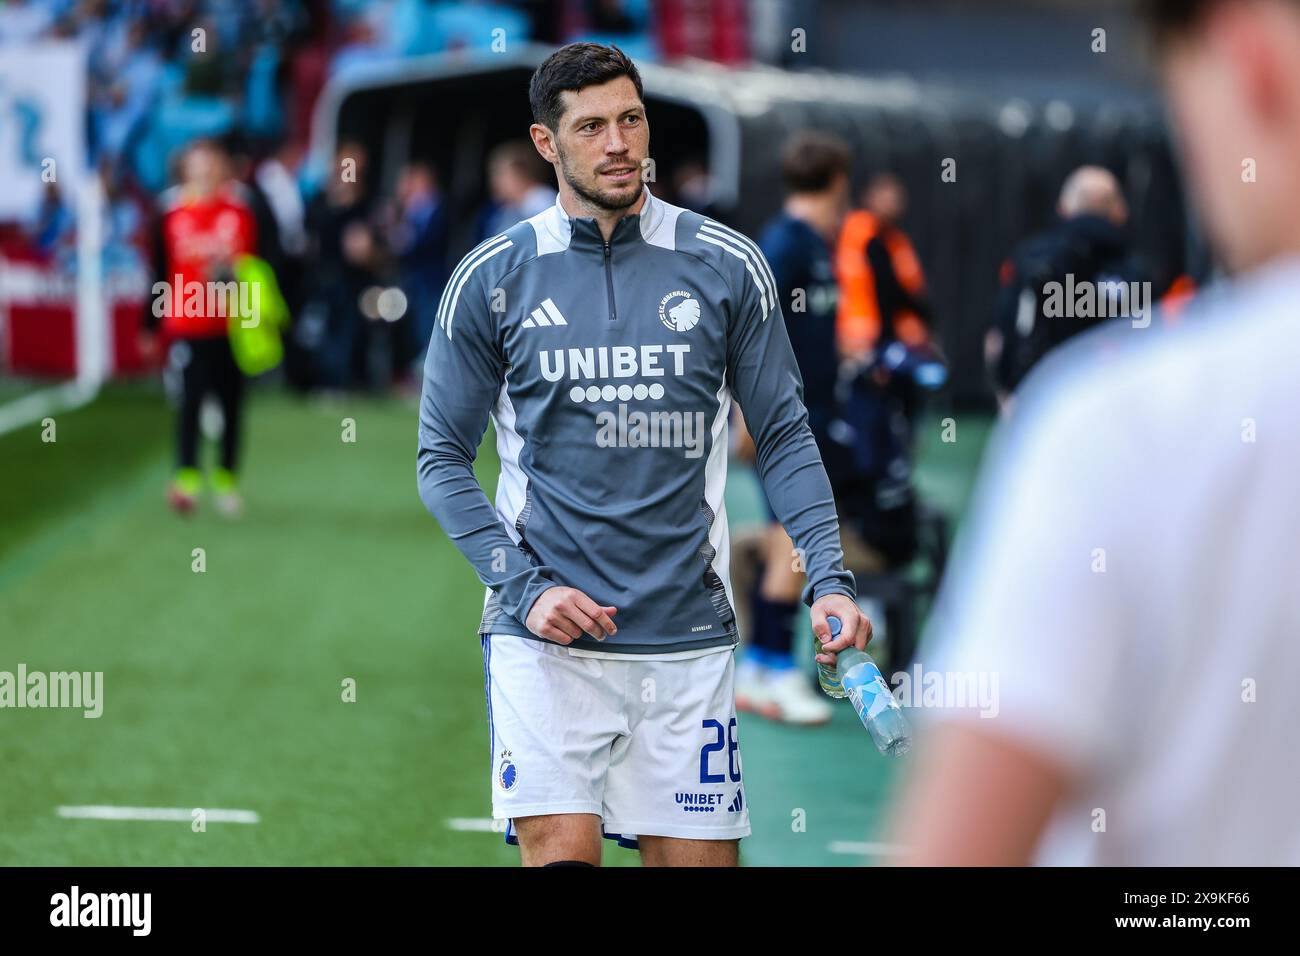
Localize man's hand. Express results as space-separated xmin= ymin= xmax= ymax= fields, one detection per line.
xmin=810 ymin=592 xmax=872 ymax=667
xmin=525 ymin=586 xmax=618 ymax=645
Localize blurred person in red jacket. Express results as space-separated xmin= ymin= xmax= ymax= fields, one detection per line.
xmin=142 ymin=138 xmax=257 ymax=517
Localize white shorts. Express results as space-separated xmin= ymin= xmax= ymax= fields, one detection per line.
xmin=481 ymin=633 xmax=751 ymax=849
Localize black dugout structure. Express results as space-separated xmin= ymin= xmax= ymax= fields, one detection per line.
xmin=310 ymin=45 xmax=1191 ymax=407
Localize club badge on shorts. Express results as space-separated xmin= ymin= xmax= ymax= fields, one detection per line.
xmin=497 ymin=750 xmax=518 ymax=792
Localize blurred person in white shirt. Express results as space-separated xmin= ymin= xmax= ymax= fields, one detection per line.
xmin=859 ymin=0 xmax=1300 ymax=866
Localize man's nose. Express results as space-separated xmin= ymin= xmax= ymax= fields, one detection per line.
xmin=605 ymin=127 xmax=629 ymax=154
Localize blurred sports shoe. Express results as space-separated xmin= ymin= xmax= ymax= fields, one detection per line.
xmin=764 ymin=668 xmax=833 ymax=726
xmin=167 ymin=468 xmax=201 ymax=516
xmin=735 ymin=656 xmax=776 ymax=718
xmin=211 ymin=468 xmax=243 ymax=519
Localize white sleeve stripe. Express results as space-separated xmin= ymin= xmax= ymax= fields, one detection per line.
xmin=438 ymin=234 xmax=512 ymax=332
xmin=703 ymin=221 xmax=778 ymax=299
xmin=696 ymin=231 xmax=771 ymax=319
xmin=438 ymin=234 xmax=513 ymax=331
xmin=440 ymin=237 xmax=514 ymax=339
xmin=437 ymin=234 xmax=503 ymax=327
xmin=700 ymin=222 xmax=778 ymax=314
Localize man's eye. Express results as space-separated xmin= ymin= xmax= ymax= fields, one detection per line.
xmin=583 ymin=122 xmax=600 ymax=133
xmin=624 ymin=115 xmax=641 ymax=125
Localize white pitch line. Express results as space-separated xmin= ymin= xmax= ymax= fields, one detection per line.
xmin=445 ymin=817 xmax=506 ymax=833
xmin=828 ymin=840 xmax=909 ymax=857
xmin=57 ymin=806 xmax=259 ymax=824
xmin=0 ymin=380 xmax=98 ymax=437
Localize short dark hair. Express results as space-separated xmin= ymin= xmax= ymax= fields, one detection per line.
xmin=1138 ymin=0 xmax=1299 ymax=43
xmin=1137 ymin=0 xmax=1216 ymax=42
xmin=780 ymin=131 xmax=850 ymax=194
xmin=529 ymin=42 xmax=644 ymax=131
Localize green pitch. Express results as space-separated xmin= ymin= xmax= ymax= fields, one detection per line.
xmin=0 ymin=383 xmax=991 ymax=866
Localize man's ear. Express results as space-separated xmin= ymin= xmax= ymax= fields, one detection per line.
xmin=529 ymin=123 xmax=558 ymax=165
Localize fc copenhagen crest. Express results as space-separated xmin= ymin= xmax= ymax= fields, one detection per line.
xmin=497 ymin=751 xmax=518 ymax=792
xmin=659 ymin=290 xmax=701 ymax=332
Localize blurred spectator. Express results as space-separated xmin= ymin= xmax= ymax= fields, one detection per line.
xmin=92 ymin=19 xmax=165 ymax=163
xmin=183 ymin=14 xmax=239 ymax=97
xmin=0 ymin=0 xmax=731 ymax=396
xmin=586 ymin=0 xmax=637 ymax=34
xmin=836 ymin=173 xmax=933 ymax=360
xmin=329 ymin=9 xmax=391 ymax=78
xmin=27 ymin=181 xmax=73 ymax=257
xmin=985 ymin=166 xmax=1145 ymax=409
xmin=253 ymin=139 xmax=308 ymax=283
xmin=670 ymin=158 xmax=719 ymax=218
xmin=0 ymin=0 xmax=55 ymax=44
xmin=389 ymin=0 xmax=530 ymax=58
xmin=251 ymin=140 xmax=312 ymax=388
xmin=101 ymin=158 xmax=153 ymax=276
xmin=305 ymin=139 xmax=381 ymax=390
xmin=223 ymin=132 xmax=296 ymax=289
xmin=656 ymin=0 xmax=746 ymax=63
xmin=384 ymin=161 xmax=449 ymax=370
xmin=483 ymin=140 xmax=557 ymax=238
xmin=0 ymin=0 xmax=665 ymax=213
xmin=224 ymin=133 xmax=280 ymax=268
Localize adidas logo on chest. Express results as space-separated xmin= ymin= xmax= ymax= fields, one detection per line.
xmin=522 ymin=298 xmax=568 ymax=328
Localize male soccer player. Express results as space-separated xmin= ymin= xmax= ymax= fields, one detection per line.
xmin=417 ymin=43 xmax=868 ymax=867
xmin=882 ymin=0 xmax=1300 ymax=865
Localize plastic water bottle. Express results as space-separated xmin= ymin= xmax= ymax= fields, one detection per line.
xmin=816 ymin=616 xmax=912 ymax=757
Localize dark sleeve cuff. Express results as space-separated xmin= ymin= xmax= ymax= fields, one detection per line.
xmin=803 ymin=574 xmax=857 ymax=608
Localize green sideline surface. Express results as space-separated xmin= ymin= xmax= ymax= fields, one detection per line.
xmin=0 ymin=385 xmax=992 ymax=866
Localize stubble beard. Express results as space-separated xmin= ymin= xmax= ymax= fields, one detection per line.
xmin=557 ymin=146 xmax=644 ymax=214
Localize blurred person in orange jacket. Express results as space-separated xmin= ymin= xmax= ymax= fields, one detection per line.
xmin=836 ymin=173 xmax=933 ymax=360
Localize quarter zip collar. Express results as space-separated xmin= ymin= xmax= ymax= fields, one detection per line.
xmin=554 ymin=188 xmax=663 ymax=255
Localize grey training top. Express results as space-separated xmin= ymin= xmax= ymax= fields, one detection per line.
xmin=417 ymin=190 xmax=855 ymax=654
